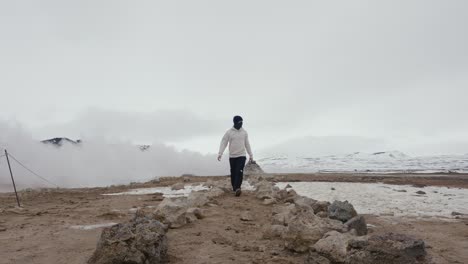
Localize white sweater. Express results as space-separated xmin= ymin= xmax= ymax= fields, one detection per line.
xmin=218 ymin=128 xmax=253 ymax=158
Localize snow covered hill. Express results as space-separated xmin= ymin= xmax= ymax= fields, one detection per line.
xmin=257 ymin=151 xmax=468 ymax=173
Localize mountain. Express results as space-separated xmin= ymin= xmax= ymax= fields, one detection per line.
xmin=258 ymin=136 xmax=388 ymax=158
xmin=41 ymin=137 xmax=81 ymax=146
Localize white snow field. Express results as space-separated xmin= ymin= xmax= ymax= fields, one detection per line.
xmin=259 ymin=151 xmax=468 ymax=173
xmin=104 ymin=181 xmax=256 ymax=197
xmin=276 ymin=181 xmax=468 ymax=218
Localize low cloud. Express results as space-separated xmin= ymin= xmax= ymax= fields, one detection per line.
xmin=0 ymin=120 xmax=228 ymax=192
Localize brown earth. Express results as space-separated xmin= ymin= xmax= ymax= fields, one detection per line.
xmin=0 ymin=174 xmax=467 ymax=264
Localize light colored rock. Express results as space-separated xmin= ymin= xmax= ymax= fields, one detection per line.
xmin=282 ymin=211 xmax=344 ymax=252
xmin=186 ymin=191 xmax=210 ymax=207
xmin=255 ymin=180 xmax=280 ymax=200
xmin=263 ymin=198 xmax=277 ymax=205
xmin=240 ymin=211 xmax=254 ymax=221
xmin=313 ymin=231 xmax=355 ymax=263
xmin=153 ymin=198 xmax=187 ymax=228
xmin=171 ymin=182 xmax=185 ymax=191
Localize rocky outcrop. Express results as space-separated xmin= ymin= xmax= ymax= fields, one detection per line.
xmin=311 ymin=232 xmax=427 ymax=264
xmin=88 ymin=215 xmax=168 ymax=264
xmin=347 ymin=233 xmax=427 ymax=264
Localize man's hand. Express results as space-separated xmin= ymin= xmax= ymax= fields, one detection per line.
xmin=217 ymin=154 xmax=222 ymax=161
xmin=249 ymin=156 xmax=254 ymax=163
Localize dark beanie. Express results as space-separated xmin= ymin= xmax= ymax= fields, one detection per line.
xmin=233 ymin=115 xmax=243 ymax=124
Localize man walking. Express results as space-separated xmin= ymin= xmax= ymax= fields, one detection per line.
xmin=218 ymin=115 xmax=253 ymax=197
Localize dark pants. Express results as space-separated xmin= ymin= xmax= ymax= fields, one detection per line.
xmin=229 ymin=156 xmax=246 ymax=191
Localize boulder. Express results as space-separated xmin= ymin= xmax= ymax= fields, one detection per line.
xmin=255 ymin=180 xmax=280 ymax=200
xmin=240 ymin=211 xmax=254 ymax=221
xmin=313 ymin=231 xmax=356 ymax=263
xmin=244 ymin=160 xmax=264 ymax=175
xmin=153 ymin=198 xmax=187 ymax=228
xmin=344 ymin=216 xmax=368 ymax=236
xmin=328 ymin=200 xmax=357 ymax=223
xmin=88 ymin=215 xmax=167 ymax=264
xmin=347 ymin=233 xmax=427 ymax=264
xmin=262 ymin=225 xmax=286 ymax=239
xmin=186 ymin=191 xmax=210 ymax=207
xmin=275 ymin=188 xmax=298 ymax=203
xmin=171 ymin=182 xmax=185 ymax=191
xmin=282 ymin=211 xmax=344 ymax=252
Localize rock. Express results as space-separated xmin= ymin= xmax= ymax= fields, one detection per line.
xmin=313 ymin=231 xmax=355 ymax=263
xmin=212 ymin=235 xmax=231 ymax=245
xmin=240 ymin=211 xmax=254 ymax=221
xmin=331 ymin=187 xmax=335 ymax=191
xmin=255 ymin=180 xmax=280 ymax=200
xmin=88 ymin=215 xmax=167 ymax=264
xmin=244 ymin=160 xmax=264 ymax=175
xmin=328 ymin=200 xmax=357 ymax=223
xmin=312 ymin=201 xmax=330 ymax=214
xmin=394 ymin=189 xmax=407 ymax=192
xmin=171 ymin=182 xmax=185 ymax=191
xmin=153 ymin=198 xmax=187 ymax=228
xmin=262 ymin=225 xmax=286 ymax=239
xmin=205 ymin=187 xmax=225 ymax=199
xmin=344 ymin=216 xmax=368 ymax=236
xmin=451 ymin=211 xmax=465 ymax=216
xmin=304 ymin=252 xmax=331 ymax=264
xmin=185 ymin=211 xmax=198 ymax=223
xmin=0 ymin=227 xmax=6 ymax=232
xmin=186 ymin=208 xmax=205 ymax=219
xmin=262 ymin=198 xmax=277 ymax=205
xmin=182 ymin=176 xmax=191 ymax=182
xmin=317 ymin=211 xmax=328 ymax=218
xmin=415 ymin=191 xmax=426 ymax=195
xmin=347 ymin=233 xmax=427 ymax=264
xmin=271 ymin=204 xmax=297 ymax=226
xmin=282 ymin=211 xmax=344 ymax=252
xmin=275 ymin=188 xmax=298 ymax=202
xmin=285 ymin=184 xmax=292 ymax=188
xmin=186 ymin=192 xmax=210 ymax=207
xmin=293 ymin=196 xmax=317 ymax=212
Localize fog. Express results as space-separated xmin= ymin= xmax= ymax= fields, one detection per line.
xmin=1 ymin=1 xmax=467 ymax=190
xmin=0 ymin=121 xmax=227 ymax=191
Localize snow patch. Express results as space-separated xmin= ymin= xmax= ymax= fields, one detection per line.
xmin=104 ymin=181 xmax=256 ymax=197
xmin=276 ymin=182 xmax=468 ymax=218
xmin=70 ymin=223 xmax=117 ymax=230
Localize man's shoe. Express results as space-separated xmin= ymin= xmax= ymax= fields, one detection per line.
xmin=235 ymin=188 xmax=242 ymax=197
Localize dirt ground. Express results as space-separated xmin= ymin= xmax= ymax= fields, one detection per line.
xmin=0 ymin=174 xmax=467 ymax=264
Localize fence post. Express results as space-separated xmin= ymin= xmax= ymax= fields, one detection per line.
xmin=5 ymin=150 xmax=21 ymax=207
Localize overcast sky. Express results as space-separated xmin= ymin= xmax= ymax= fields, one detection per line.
xmin=1 ymin=0 xmax=467 ymax=156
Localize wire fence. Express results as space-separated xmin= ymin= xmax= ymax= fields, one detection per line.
xmin=1 ymin=151 xmax=59 ymax=188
